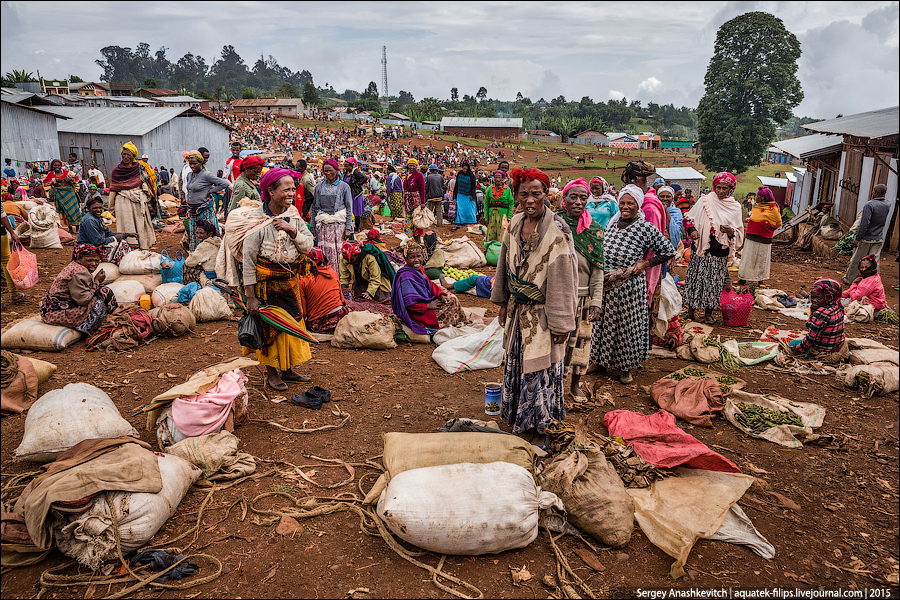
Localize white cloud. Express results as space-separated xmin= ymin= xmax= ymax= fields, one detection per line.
xmin=638 ymin=77 xmax=663 ymax=94
xmin=608 ymin=90 xmax=625 ymax=101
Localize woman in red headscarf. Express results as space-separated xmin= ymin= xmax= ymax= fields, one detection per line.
xmin=40 ymin=243 xmax=118 ymax=334
xmin=228 ymin=154 xmax=263 ymax=214
xmin=491 ymin=168 xmax=578 ymax=449
xmin=783 ymin=278 xmax=849 ymax=363
xmin=682 ymin=172 xmax=744 ymax=325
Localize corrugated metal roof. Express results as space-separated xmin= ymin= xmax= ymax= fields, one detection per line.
xmin=802 ymin=106 xmax=898 ymax=139
xmin=757 ymin=176 xmax=788 ymax=188
xmin=772 ymin=134 xmax=842 ymax=159
xmin=0 ymin=98 xmax=70 ymax=119
xmin=37 ymin=106 xmax=228 ymax=135
xmin=152 ymin=96 xmax=201 ymax=103
xmin=655 ymin=167 xmax=706 ymax=180
xmin=104 ymin=96 xmax=158 ymax=104
xmin=441 ymin=117 xmax=523 ymax=128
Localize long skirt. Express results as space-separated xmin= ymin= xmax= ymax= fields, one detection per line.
xmin=249 ymin=330 xmax=312 ymax=372
xmin=115 ymin=188 xmax=156 ymax=250
xmin=564 ymin=296 xmax=592 ymax=376
xmin=317 ymin=222 xmax=345 ymax=270
xmin=41 ymin=287 xmax=118 ymax=335
xmin=738 ymin=239 xmax=772 ymax=282
xmin=352 ymin=193 xmax=365 ymax=218
xmin=184 ymin=204 xmax=219 ymax=253
xmin=389 ymin=192 xmax=404 ymax=220
xmin=590 ymin=274 xmax=649 ymax=372
xmin=486 ymin=209 xmax=507 ymax=243
xmin=684 ymin=251 xmax=728 ymax=310
xmin=501 ymin=325 xmax=566 ymax=435
xmin=307 ymin=305 xmax=351 ymax=334
xmin=53 ymin=186 xmax=83 ymax=227
xmin=455 ymin=194 xmax=476 ymax=225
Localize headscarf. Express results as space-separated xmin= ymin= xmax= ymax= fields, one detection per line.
xmin=342 ymin=240 xmax=362 ymax=263
xmin=557 ymin=195 xmax=604 ymax=270
xmin=617 ymin=184 xmax=645 ymax=205
xmin=85 ymin=195 xmax=103 ymax=208
xmin=657 ymin=186 xmax=675 ymax=200
xmin=121 ymin=142 xmax=138 ymax=159
xmin=589 ymin=176 xmax=610 ymax=198
xmin=713 ymin=171 xmax=737 ymax=191
xmin=509 ymin=168 xmax=550 ymax=194
xmin=494 ymin=170 xmax=507 ymax=178
xmin=73 ymin=243 xmax=101 ymax=260
xmin=259 ymin=167 xmax=301 ymax=203
xmin=652 ymin=177 xmax=666 ymax=188
xmin=406 ymin=158 xmax=419 ymax=168
xmin=308 ymin=247 xmax=326 ymax=267
xmin=240 ymin=154 xmax=264 ymax=172
xmin=184 ymin=150 xmax=204 ymax=163
xmin=323 ymin=158 xmax=340 ymax=172
xmin=686 ymin=181 xmax=744 ymax=256
xmin=755 ymin=185 xmax=776 ymax=205
xmin=560 ymin=178 xmax=593 ymax=234
xmin=345 ymin=157 xmax=357 ymax=166
xmin=671 ymin=183 xmax=682 ymax=192
xmin=747 ymin=185 xmax=783 ymax=233
xmin=621 ymin=160 xmax=655 ymax=185
xmin=811 ymin=278 xmax=841 ymax=305
xmin=366 ymin=228 xmax=384 ymax=244
xmin=88 ymin=183 xmax=97 ymax=190
xmin=858 ymin=254 xmax=879 ymax=279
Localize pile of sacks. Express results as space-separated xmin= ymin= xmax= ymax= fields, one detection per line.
xmin=3 ymin=361 xmax=258 ymax=571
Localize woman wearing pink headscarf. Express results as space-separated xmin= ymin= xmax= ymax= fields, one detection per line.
xmin=682 ymin=172 xmax=744 ymax=325
xmin=311 ymin=158 xmax=354 ymax=269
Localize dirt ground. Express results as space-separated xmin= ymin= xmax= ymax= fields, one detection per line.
xmin=2 ymin=204 xmax=899 ymax=599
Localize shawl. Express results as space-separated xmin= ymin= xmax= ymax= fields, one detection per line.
xmin=391 ymin=265 xmax=440 ymax=335
xmin=558 ymin=211 xmax=604 ymax=269
xmin=360 ymin=242 xmax=396 ymax=282
xmin=641 ymin=188 xmax=666 ymax=234
xmin=110 ymin=160 xmax=156 ymax=198
xmin=686 ymin=191 xmax=744 ymax=256
xmin=746 ymin=197 xmax=782 ymax=239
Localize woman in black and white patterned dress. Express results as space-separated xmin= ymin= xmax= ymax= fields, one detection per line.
xmin=590 ymin=185 xmax=675 ymax=384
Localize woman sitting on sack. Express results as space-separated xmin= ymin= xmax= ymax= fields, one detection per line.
xmin=40 ymin=244 xmax=118 ymax=334
xmin=842 ymin=254 xmax=886 ymax=311
xmin=242 ymin=168 xmax=316 ymax=392
xmin=338 ymin=240 xmax=394 ymax=303
xmin=298 ymin=247 xmax=351 ymax=334
xmin=782 ymin=278 xmax=849 ymax=363
xmin=391 ymin=242 xmax=467 ymax=336
xmin=76 ymin=195 xmax=132 ymax=265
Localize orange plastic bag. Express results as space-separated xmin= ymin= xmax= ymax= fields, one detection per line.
xmin=8 ymin=242 xmax=39 ymax=290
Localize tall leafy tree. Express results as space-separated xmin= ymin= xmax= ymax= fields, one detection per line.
xmin=697 ymin=11 xmax=803 ymax=173
xmin=450 ymin=87 xmax=459 ymax=103
xmin=302 ymin=81 xmax=321 ymax=106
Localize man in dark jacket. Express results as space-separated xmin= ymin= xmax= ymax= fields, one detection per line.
xmin=842 ymin=183 xmax=890 ymax=284
xmin=424 ymin=164 xmax=445 ymax=227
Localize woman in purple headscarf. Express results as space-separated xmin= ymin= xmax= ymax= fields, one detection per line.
xmin=391 ymin=242 xmax=467 ymax=336
xmin=311 ymin=158 xmax=354 ymax=269
xmin=738 ymin=185 xmax=782 ymax=287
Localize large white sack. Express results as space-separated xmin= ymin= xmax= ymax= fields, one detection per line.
xmin=117 ymin=273 xmax=163 ymax=293
xmin=1 ymin=317 xmax=82 ymax=352
xmin=151 ymin=282 xmax=185 ymax=307
xmin=94 ymin=263 xmax=120 ymax=283
xmin=377 ymin=462 xmax=563 ymax=555
xmin=331 ymin=311 xmax=397 ymax=349
xmin=106 ymin=279 xmax=145 ymax=305
xmin=14 ymin=383 xmax=139 ymax=462
xmin=54 ymin=453 xmax=201 ymax=570
xmin=432 ymin=322 xmax=485 ymax=346
xmin=654 ymin=274 xmax=682 ymax=338
xmin=27 ymin=204 xmax=62 ymax=249
xmin=118 ymin=250 xmax=161 ymax=275
xmin=189 ymin=287 xmax=232 ymax=322
xmin=442 ymin=236 xmax=486 ymax=269
xmin=432 ymin=317 xmax=504 ymax=373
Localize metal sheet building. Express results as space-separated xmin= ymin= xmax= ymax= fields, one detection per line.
xmin=441 ymin=117 xmax=522 ymax=140
xmin=1 ymin=98 xmax=68 ymax=165
xmin=38 ymin=106 xmax=231 ymax=182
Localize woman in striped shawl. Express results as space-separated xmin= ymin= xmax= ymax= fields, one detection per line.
xmin=108 ymin=142 xmax=157 ymax=250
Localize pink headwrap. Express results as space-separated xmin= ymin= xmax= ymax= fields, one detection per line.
xmin=756 ymin=185 xmax=776 ymax=204
xmin=561 ymin=178 xmax=593 ymax=234
xmin=713 ymin=172 xmax=737 ymax=190
xmin=259 ymin=168 xmax=301 ymax=202
xmin=323 ymin=158 xmax=340 ymax=172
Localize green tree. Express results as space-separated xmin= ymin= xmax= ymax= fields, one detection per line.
xmin=302 ymin=81 xmax=321 ymax=106
xmin=476 ymin=86 xmax=487 ymax=102
xmin=69 ymin=74 xmax=84 ymax=83
xmin=241 ymin=87 xmax=257 ymax=99
xmin=697 ymin=11 xmax=803 ymax=173
xmin=277 ymin=82 xmax=299 ymax=97
xmin=450 ymin=87 xmax=458 ymax=103
xmin=144 ymin=77 xmax=157 ymax=88
xmin=2 ymin=70 xmax=37 ymax=86
xmin=398 ymin=90 xmax=415 ymax=105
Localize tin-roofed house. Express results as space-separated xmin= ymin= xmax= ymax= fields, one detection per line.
xmin=1 ymin=98 xmax=70 ymax=167
xmin=441 ymin=117 xmax=523 ymax=140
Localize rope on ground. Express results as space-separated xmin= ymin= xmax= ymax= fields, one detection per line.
xmin=249 ymin=413 xmax=351 ymax=433
xmin=541 ymin=519 xmax=597 ymax=599
xmin=248 ymin=491 xmax=483 ymax=599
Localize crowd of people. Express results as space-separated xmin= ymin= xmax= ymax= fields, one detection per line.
xmin=1 ymin=118 xmax=895 ymax=450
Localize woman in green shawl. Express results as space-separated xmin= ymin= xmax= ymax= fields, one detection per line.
xmin=483 ymin=169 xmax=514 ymax=242
xmin=558 ymin=179 xmax=604 ymax=398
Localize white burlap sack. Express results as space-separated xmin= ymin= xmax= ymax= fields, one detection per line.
xmin=94 ymin=263 xmax=120 ymax=283
xmin=27 ymin=204 xmax=62 ymax=249
xmin=1 ymin=317 xmax=82 ymax=352
xmin=151 ymin=282 xmax=185 ymax=307
xmin=117 ymin=273 xmax=163 ymax=293
xmin=377 ymin=462 xmax=562 ymax=555
xmin=118 ymin=250 xmax=161 ymax=275
xmin=411 ymin=205 xmax=436 ymax=230
xmin=844 ymin=363 xmax=900 ymax=398
xmin=189 ymin=287 xmax=232 ymax=322
xmin=54 ymin=453 xmax=201 ymax=570
xmin=106 ymin=279 xmax=145 ymax=304
xmin=845 ymin=299 xmax=875 ymax=323
xmin=14 ymin=383 xmax=139 ymax=462
xmin=432 ymin=318 xmax=504 ymax=373
xmin=442 ymin=236 xmax=486 ymax=269
xmin=331 ymin=311 xmax=397 ymax=349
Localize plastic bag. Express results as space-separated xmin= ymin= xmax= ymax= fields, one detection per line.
xmin=176 ymin=282 xmax=201 ymax=304
xmin=7 ymin=242 xmax=39 ymax=290
xmin=654 ymin=274 xmax=682 ymax=338
xmin=484 ymin=240 xmax=501 ymax=266
xmin=159 ymin=250 xmax=185 ymax=284
xmin=237 ymin=313 xmax=264 ymax=349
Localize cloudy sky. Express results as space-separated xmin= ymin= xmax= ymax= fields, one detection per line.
xmin=2 ymin=1 xmax=898 ymax=118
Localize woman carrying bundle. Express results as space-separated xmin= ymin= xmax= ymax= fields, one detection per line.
xmin=40 ymin=244 xmax=118 ymax=334
xmin=109 ymin=142 xmax=156 ymax=250
xmin=738 ymin=185 xmax=782 ymax=288
xmin=391 ymin=242 xmax=467 ymax=336
xmin=491 ymin=168 xmax=578 ymax=448
xmin=242 ymin=168 xmax=316 ymax=392
xmin=682 ymin=172 xmax=744 ymax=325
xmin=76 ymin=195 xmax=131 ymax=265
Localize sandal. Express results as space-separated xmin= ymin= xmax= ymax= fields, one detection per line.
xmin=704 ymin=316 xmax=716 ymax=325
xmin=266 ymin=377 xmax=288 ymax=392
xmin=280 ymin=370 xmax=312 ymax=383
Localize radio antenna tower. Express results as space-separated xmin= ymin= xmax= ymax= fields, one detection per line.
xmin=381 ymin=46 xmax=389 ymax=107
